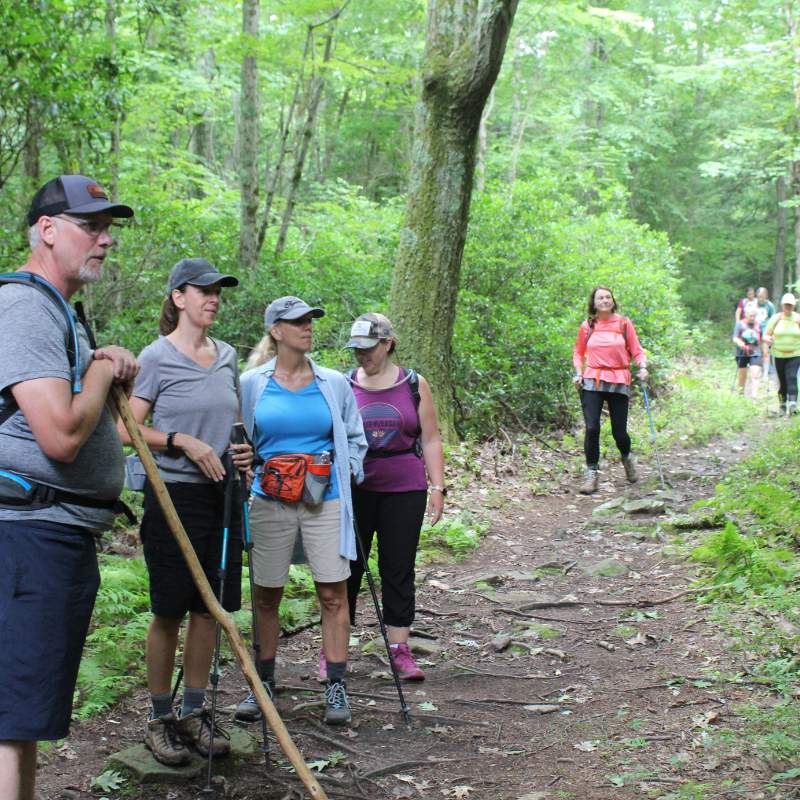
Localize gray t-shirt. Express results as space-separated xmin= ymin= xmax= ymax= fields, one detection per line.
xmin=132 ymin=336 xmax=241 ymax=483
xmin=0 ymin=283 xmax=125 ymax=530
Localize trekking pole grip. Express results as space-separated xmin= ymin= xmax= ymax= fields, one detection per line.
xmin=112 ymin=386 xmax=328 ymax=800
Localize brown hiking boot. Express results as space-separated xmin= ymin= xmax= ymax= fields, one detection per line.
xmin=175 ymin=708 xmax=230 ymax=758
xmin=578 ymin=468 xmax=599 ymax=494
xmin=622 ymin=455 xmax=638 ymax=483
xmin=144 ymin=713 xmax=192 ymax=766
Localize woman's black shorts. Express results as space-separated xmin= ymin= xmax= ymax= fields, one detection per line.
xmin=140 ymin=481 xmax=243 ymax=619
xmin=736 ymin=354 xmax=762 ymax=368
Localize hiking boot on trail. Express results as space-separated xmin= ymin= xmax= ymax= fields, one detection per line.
xmin=323 ymin=680 xmax=352 ymax=725
xmin=390 ymin=642 xmax=425 ymax=681
xmin=787 ymin=398 xmax=798 ymax=415
xmin=578 ymin=468 xmax=599 ymax=494
xmin=175 ymin=708 xmax=231 ymax=758
xmin=622 ymin=455 xmax=639 ymax=483
xmin=144 ymin=713 xmax=192 ymax=766
xmin=234 ymin=679 xmax=275 ymax=722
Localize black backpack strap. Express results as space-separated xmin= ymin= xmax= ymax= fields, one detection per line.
xmin=405 ymin=368 xmax=423 ymax=456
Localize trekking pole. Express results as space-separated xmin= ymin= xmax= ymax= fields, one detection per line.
xmin=231 ymin=423 xmax=271 ymax=768
xmin=351 ymin=515 xmax=412 ymax=726
xmin=201 ymin=452 xmax=235 ymax=798
xmin=112 ymin=387 xmax=328 ymax=800
xmin=640 ymin=384 xmax=666 ymax=491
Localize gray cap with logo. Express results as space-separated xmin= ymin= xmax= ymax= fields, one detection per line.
xmin=166 ymin=258 xmax=239 ymax=296
xmin=27 ymin=174 xmax=134 ymax=225
xmin=344 ymin=313 xmax=395 ymax=349
xmin=264 ymin=296 xmax=325 ymax=329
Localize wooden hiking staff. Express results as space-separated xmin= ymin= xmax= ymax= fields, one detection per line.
xmin=112 ymin=386 xmax=328 ymax=800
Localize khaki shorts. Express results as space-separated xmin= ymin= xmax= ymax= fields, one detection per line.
xmin=249 ymin=496 xmax=349 ymax=587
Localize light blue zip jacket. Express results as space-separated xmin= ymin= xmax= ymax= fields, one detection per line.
xmin=240 ymin=357 xmax=367 ymax=561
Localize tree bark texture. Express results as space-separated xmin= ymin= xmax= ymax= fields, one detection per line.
xmin=786 ymin=0 xmax=800 ymax=288
xmin=775 ymin=175 xmax=787 ymax=299
xmin=389 ymin=0 xmax=519 ymax=440
xmin=238 ymin=0 xmax=260 ymax=270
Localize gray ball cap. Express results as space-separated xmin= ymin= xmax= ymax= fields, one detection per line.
xmin=264 ymin=296 xmax=325 ymax=329
xmin=27 ymin=174 xmax=134 ymax=225
xmin=167 ymin=258 xmax=239 ymax=296
xmin=344 ymin=313 xmax=395 ymax=349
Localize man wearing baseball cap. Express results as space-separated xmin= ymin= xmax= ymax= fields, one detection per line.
xmin=0 ymin=175 xmax=138 ymax=799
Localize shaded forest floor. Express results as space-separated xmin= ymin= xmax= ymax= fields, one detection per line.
xmin=38 ymin=393 xmax=799 ymax=800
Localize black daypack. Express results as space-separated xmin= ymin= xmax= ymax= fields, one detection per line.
xmin=0 ymin=272 xmax=135 ymax=523
xmin=348 ymin=367 xmax=423 ymax=457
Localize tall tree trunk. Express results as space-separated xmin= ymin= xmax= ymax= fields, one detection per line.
xmin=274 ymin=25 xmax=336 ymax=258
xmin=476 ymin=86 xmax=494 ymax=191
xmin=194 ymin=45 xmax=217 ymax=168
xmin=238 ymin=0 xmax=260 ymax=270
xmin=786 ymin=0 xmax=800 ymax=288
xmin=256 ymin=29 xmax=311 ymax=259
xmin=388 ymin=0 xmax=519 ymax=440
xmin=106 ymin=0 xmax=120 ymax=201
xmin=321 ymin=87 xmax=350 ymax=179
xmin=775 ymin=175 xmax=788 ymax=299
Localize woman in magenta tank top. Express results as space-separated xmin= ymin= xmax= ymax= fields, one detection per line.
xmin=344 ymin=313 xmax=446 ymax=681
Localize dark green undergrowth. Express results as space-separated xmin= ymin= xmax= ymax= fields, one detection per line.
xmin=685 ymin=418 xmax=800 ymax=780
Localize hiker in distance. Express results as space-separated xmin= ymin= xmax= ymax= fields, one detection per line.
xmin=344 ymin=313 xmax=446 ymax=682
xmin=116 ymin=258 xmax=253 ymax=766
xmin=735 ymin=286 xmax=756 ymax=322
xmin=235 ymin=297 xmax=367 ymax=726
xmin=763 ymin=292 xmax=800 ymax=415
xmin=732 ymin=304 xmax=763 ymax=398
xmin=572 ymin=286 xmax=648 ymax=495
xmin=0 ymin=175 xmax=138 ymax=800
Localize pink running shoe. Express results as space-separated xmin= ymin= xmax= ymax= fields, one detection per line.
xmin=390 ymin=642 xmax=425 ymax=681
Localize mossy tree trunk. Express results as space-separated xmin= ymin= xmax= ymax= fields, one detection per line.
xmin=389 ymin=0 xmax=518 ymax=440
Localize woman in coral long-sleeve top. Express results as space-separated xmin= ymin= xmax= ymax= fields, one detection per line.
xmin=572 ymin=286 xmax=648 ymax=494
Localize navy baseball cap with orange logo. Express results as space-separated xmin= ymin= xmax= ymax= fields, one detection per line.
xmin=27 ymin=175 xmax=134 ymax=225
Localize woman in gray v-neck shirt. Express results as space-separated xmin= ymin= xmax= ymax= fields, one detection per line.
xmin=117 ymin=258 xmax=252 ymax=765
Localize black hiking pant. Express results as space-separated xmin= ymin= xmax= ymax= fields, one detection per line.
xmin=773 ymin=356 xmax=800 ymax=403
xmin=347 ymin=488 xmax=427 ymax=628
xmin=581 ymin=389 xmax=631 ymax=468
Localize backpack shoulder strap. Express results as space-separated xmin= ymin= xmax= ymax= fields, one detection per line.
xmin=0 ymin=272 xmax=83 ymax=393
xmin=406 ymin=368 xmax=421 ymax=409
xmin=620 ymin=316 xmax=629 ymax=342
xmin=347 ymin=367 xmax=358 ymax=384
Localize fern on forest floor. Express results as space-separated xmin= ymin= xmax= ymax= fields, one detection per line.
xmin=682 ymin=416 xmax=800 ymax=780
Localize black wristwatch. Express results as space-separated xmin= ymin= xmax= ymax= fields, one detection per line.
xmin=166 ymin=432 xmax=180 ymax=457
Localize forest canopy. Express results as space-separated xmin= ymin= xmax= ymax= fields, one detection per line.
xmin=1 ymin=0 xmax=796 ymax=434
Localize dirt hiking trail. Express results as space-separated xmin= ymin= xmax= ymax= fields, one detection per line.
xmin=38 ymin=427 xmax=789 ymax=800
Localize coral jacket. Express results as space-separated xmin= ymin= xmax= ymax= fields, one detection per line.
xmin=572 ymin=315 xmax=646 ymax=386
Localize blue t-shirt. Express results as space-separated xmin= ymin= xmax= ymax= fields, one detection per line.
xmin=252 ymin=377 xmax=338 ymax=500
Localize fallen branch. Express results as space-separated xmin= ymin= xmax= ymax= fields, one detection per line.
xmin=416 ymin=606 xmax=459 ymax=617
xmin=359 ymin=757 xmax=479 ymax=780
xmin=594 ymin=584 xmax=729 ymax=607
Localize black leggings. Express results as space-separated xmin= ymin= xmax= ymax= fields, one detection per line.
xmin=347 ymin=488 xmax=427 ymax=628
xmin=581 ymin=389 xmax=631 ymax=468
xmin=773 ymin=356 xmax=800 ymax=402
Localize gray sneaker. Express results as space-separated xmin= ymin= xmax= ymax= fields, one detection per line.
xmin=622 ymin=455 xmax=638 ymax=483
xmin=144 ymin=713 xmax=192 ymax=766
xmin=578 ymin=468 xmax=599 ymax=494
xmin=323 ymin=680 xmax=352 ymax=725
xmin=234 ymin=679 xmax=275 ymax=722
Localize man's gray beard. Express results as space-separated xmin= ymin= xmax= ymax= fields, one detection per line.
xmin=78 ymin=263 xmax=102 ymax=283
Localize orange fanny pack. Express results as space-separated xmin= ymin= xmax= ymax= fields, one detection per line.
xmin=260 ymin=454 xmax=332 ymax=505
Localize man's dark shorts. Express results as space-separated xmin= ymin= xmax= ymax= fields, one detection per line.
xmin=141 ymin=481 xmax=243 ymax=619
xmin=0 ymin=519 xmax=100 ymax=741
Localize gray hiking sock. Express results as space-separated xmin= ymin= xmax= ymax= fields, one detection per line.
xmin=181 ymin=687 xmax=206 ymax=717
xmin=257 ymin=658 xmax=275 ymax=683
xmin=150 ymin=692 xmax=173 ymax=719
xmin=326 ymin=660 xmax=347 ymax=683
